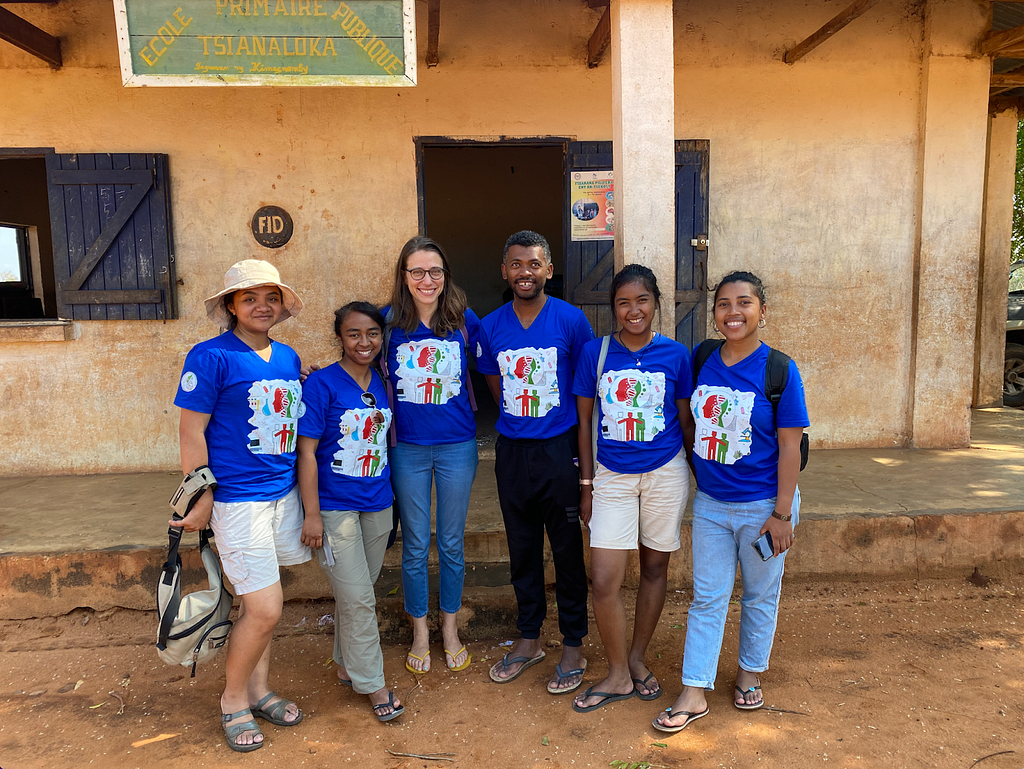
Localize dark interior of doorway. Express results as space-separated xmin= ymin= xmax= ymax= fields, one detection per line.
xmin=419 ymin=142 xmax=566 ymax=439
xmin=0 ymin=157 xmax=55 ymax=319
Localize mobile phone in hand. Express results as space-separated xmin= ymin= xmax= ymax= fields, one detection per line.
xmin=316 ymin=530 xmax=335 ymax=568
xmin=751 ymin=531 xmax=774 ymax=561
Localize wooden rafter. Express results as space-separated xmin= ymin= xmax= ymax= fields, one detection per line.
xmin=784 ymin=0 xmax=879 ymax=64
xmin=587 ymin=6 xmax=611 ymax=68
xmin=425 ymin=0 xmax=439 ymax=67
xmin=583 ymin=0 xmax=608 ymax=7
xmin=991 ymin=72 xmax=1024 ymax=88
xmin=982 ymin=24 xmax=1024 ymax=55
xmin=0 ymin=5 xmax=61 ymax=67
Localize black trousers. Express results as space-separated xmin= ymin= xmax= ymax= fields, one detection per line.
xmin=494 ymin=429 xmax=589 ymax=646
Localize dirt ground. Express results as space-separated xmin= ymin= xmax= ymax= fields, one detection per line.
xmin=1 ymin=575 xmax=1021 ymax=769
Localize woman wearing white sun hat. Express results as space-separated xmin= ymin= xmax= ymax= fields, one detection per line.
xmin=172 ymin=259 xmax=309 ymax=753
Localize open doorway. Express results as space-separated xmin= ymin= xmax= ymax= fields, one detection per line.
xmin=417 ymin=140 xmax=567 ymax=438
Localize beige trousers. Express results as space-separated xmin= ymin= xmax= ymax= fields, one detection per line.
xmin=319 ymin=506 xmax=392 ymax=694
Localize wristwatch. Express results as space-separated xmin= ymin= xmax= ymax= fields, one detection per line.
xmin=771 ymin=510 xmax=791 ymax=521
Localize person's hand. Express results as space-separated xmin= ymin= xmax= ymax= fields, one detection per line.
xmin=169 ymin=488 xmax=213 ymax=532
xmin=299 ymin=363 xmax=322 ymax=382
xmin=761 ymin=513 xmax=794 ymax=557
xmin=301 ymin=516 xmax=324 ymax=549
xmin=580 ymin=485 xmax=593 ymax=527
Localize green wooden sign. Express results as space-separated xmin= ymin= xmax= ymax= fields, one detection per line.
xmin=113 ymin=0 xmax=415 ymax=86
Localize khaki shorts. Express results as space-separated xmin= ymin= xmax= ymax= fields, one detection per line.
xmin=210 ymin=485 xmax=311 ymax=595
xmin=589 ymin=450 xmax=690 ymax=552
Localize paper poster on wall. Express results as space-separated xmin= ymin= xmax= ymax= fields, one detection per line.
xmin=570 ymin=170 xmax=614 ymax=241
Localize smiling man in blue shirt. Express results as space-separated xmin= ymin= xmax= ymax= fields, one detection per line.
xmin=478 ymin=231 xmax=594 ymax=696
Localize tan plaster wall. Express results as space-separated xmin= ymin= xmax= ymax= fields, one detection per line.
xmin=0 ymin=0 xmax=985 ymax=475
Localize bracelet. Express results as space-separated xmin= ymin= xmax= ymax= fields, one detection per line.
xmin=579 ymin=479 xmax=593 ymax=487
xmin=771 ymin=510 xmax=791 ymax=522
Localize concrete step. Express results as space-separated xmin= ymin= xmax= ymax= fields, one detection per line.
xmin=2 ymin=409 xmax=1023 ymax=624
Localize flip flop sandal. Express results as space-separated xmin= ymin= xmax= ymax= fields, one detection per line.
xmin=251 ymin=692 xmax=304 ymax=727
xmin=652 ymin=706 xmax=709 ymax=733
xmin=372 ymin=691 xmax=405 ymax=723
xmin=445 ymin=645 xmax=472 ymax=672
xmin=222 ymin=708 xmax=263 ymax=753
xmin=632 ymin=672 xmax=662 ymax=701
xmin=571 ymin=686 xmax=636 ymax=713
xmin=546 ymin=660 xmax=588 ymax=695
xmin=405 ymin=650 xmax=431 ymax=675
xmin=488 ymin=651 xmax=546 ymax=683
xmin=338 ymin=677 xmax=353 ymax=688
xmin=734 ymin=680 xmax=763 ymax=710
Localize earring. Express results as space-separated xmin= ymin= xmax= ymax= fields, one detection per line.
xmin=758 ymin=318 xmax=766 ymax=329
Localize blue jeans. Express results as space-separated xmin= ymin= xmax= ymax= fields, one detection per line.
xmin=681 ymin=488 xmax=801 ymax=690
xmin=390 ymin=438 xmax=478 ymax=618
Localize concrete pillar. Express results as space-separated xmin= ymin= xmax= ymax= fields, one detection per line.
xmin=974 ymin=105 xmax=1019 ymax=407
xmin=610 ymin=0 xmax=676 ymax=334
xmin=909 ymin=0 xmax=991 ymax=447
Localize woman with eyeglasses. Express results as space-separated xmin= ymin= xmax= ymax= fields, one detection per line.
xmin=384 ymin=235 xmax=480 ymax=675
xmin=296 ymin=301 xmax=404 ymax=722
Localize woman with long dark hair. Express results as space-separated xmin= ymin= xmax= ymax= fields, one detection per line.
xmin=172 ymin=260 xmax=308 ymax=752
xmin=571 ymin=264 xmax=693 ymax=711
xmin=384 ymin=236 xmax=480 ymax=674
xmin=654 ymin=271 xmax=808 ymax=733
xmin=297 ymin=301 xmax=404 ymax=722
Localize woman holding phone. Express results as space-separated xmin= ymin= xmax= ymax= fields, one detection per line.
xmin=654 ymin=271 xmax=808 ymax=733
xmin=172 ymin=260 xmax=308 ymax=752
xmin=571 ymin=264 xmax=692 ymax=711
xmin=384 ymin=236 xmax=481 ymax=675
xmin=297 ymin=302 xmax=403 ymax=722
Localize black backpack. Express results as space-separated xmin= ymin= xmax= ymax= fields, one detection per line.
xmin=692 ymin=339 xmax=809 ymax=471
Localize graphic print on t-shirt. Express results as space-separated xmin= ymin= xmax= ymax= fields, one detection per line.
xmin=497 ymin=346 xmax=559 ymax=418
xmin=598 ymin=369 xmax=666 ymax=442
xmin=692 ymin=385 xmax=754 ymax=464
xmin=332 ymin=407 xmax=393 ymax=478
xmin=394 ymin=339 xmax=462 ymax=405
xmin=246 ymin=379 xmax=303 ymax=455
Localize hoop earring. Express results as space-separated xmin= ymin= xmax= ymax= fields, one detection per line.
xmin=758 ymin=318 xmax=766 ymax=329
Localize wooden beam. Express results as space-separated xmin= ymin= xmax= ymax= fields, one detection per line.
xmin=586 ymin=5 xmax=610 ymax=69
xmin=991 ymin=73 xmax=1024 ymax=87
xmin=982 ymin=24 xmax=1024 ymax=55
xmin=0 ymin=6 xmax=61 ymax=66
xmin=425 ymin=0 xmax=439 ymax=67
xmin=784 ymin=0 xmax=880 ymax=64
xmin=583 ymin=0 xmax=608 ymax=8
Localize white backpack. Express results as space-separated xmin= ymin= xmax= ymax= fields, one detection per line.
xmin=156 ymin=523 xmax=233 ymax=677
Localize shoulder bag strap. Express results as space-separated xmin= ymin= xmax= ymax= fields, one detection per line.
xmin=692 ymin=338 xmax=725 ymax=390
xmin=381 ymin=308 xmax=398 ymax=447
xmin=592 ymin=335 xmax=611 ymax=467
xmin=459 ymin=325 xmax=478 ymax=412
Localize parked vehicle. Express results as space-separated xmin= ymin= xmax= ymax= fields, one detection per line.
xmin=1007 ymin=261 xmax=1024 ymax=407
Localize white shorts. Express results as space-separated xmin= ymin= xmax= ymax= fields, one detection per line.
xmin=209 ymin=485 xmax=311 ymax=595
xmin=589 ymin=450 xmax=690 ymax=552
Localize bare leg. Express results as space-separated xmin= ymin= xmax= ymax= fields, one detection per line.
xmin=628 ymin=545 xmax=671 ymax=696
xmin=573 ymin=549 xmax=633 ymax=709
xmin=220 ymin=583 xmax=283 ymax=747
xmin=407 ymin=614 xmax=431 ymax=672
xmin=441 ymin=611 xmax=468 ymax=669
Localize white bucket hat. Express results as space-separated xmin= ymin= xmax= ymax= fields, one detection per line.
xmin=204 ymin=259 xmax=303 ymax=329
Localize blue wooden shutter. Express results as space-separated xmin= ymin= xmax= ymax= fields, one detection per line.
xmin=564 ymin=140 xmax=708 ymax=346
xmin=674 ymin=140 xmax=709 ymax=348
xmin=45 ymin=153 xmax=177 ymax=320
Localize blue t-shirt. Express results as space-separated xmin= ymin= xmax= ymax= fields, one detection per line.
xmin=174 ymin=332 xmax=302 ymax=503
xmin=477 ymin=296 xmax=595 ymax=440
xmin=690 ymin=343 xmax=809 ymax=503
xmin=573 ymin=334 xmax=693 ymax=474
xmin=297 ymin=363 xmax=393 ymax=513
xmin=383 ymin=307 xmax=480 ymax=446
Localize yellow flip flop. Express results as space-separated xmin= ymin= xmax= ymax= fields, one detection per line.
xmin=444 ymin=646 xmax=472 ymax=672
xmin=405 ymin=650 xmax=430 ymax=675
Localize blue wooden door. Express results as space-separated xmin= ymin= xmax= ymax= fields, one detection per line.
xmin=564 ymin=140 xmax=708 ymax=347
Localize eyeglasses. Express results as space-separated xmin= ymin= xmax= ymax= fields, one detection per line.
xmin=404 ymin=267 xmax=446 ymax=281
